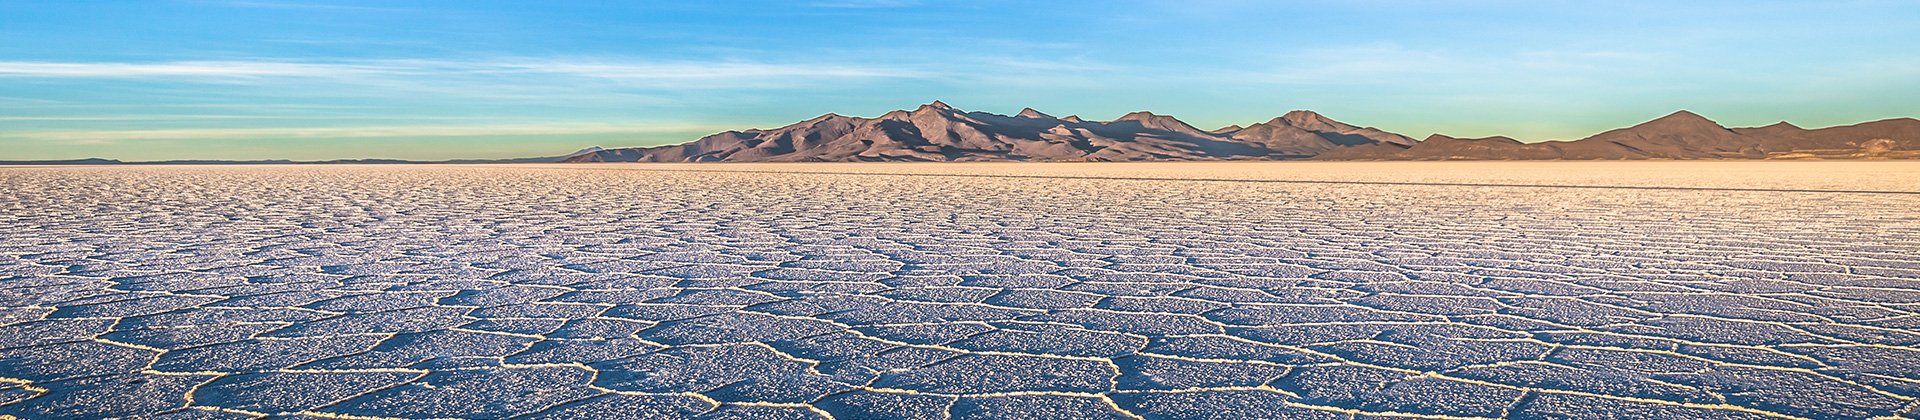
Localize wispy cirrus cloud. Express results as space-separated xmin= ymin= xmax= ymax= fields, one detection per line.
xmin=0 ymin=60 xmax=396 ymax=78
xmin=0 ymin=58 xmax=924 ymax=89
xmin=4 ymin=122 xmax=731 ymax=144
xmin=806 ymin=0 xmax=921 ymax=8
xmin=202 ymin=0 xmax=419 ymax=13
xmin=0 ymin=115 xmax=510 ymax=122
xmin=484 ymin=60 xmax=922 ymax=86
xmin=1222 ymin=44 xmax=1673 ymax=92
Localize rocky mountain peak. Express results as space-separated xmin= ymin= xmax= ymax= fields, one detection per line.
xmin=1016 ymin=107 xmax=1054 ymax=119
xmin=1275 ymin=110 xmax=1354 ymax=131
xmin=561 ymin=104 xmax=1915 ymax=163
xmin=565 ymin=102 xmax=1463 ymax=162
xmin=1643 ymin=110 xmax=1720 ymax=127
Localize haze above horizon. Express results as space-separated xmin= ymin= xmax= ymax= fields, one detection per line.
xmin=3 ymin=0 xmax=1917 ymax=161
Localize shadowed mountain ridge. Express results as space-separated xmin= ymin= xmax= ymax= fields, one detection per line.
xmin=565 ymin=102 xmax=1414 ymax=162
xmin=1316 ymin=110 xmax=1920 ymax=160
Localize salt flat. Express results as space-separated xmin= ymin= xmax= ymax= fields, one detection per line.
xmin=1 ymin=162 xmax=1918 ymax=419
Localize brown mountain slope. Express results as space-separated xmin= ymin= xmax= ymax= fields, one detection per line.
xmin=1318 ymin=111 xmax=1920 ymax=160
xmin=564 ymin=102 xmax=1411 ymax=162
xmin=1217 ymin=110 xmax=1419 ymax=157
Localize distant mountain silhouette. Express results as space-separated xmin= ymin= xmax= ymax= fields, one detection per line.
xmin=564 ymin=102 xmax=1410 ymax=162
xmin=1318 ymin=111 xmax=1920 ymax=160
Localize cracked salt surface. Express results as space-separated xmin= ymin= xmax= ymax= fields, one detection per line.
xmin=1 ymin=162 xmax=1919 ymax=419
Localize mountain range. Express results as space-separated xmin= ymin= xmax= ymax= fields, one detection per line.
xmin=8 ymin=104 xmax=1915 ymax=165
xmin=566 ymin=103 xmax=1918 ymax=162
xmin=1320 ymin=111 xmax=1920 ymax=160
xmin=564 ymin=101 xmax=1416 ymax=162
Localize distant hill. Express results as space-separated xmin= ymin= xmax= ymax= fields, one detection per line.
xmin=564 ymin=102 xmax=1410 ymax=162
xmin=1317 ymin=111 xmax=1920 ymax=160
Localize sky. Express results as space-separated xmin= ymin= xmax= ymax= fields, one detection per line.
xmin=2 ymin=0 xmax=1918 ymax=161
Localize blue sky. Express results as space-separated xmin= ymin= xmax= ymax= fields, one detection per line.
xmin=3 ymin=0 xmax=1917 ymax=160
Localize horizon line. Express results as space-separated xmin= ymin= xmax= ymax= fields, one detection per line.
xmin=6 ymin=103 xmax=1916 ymax=162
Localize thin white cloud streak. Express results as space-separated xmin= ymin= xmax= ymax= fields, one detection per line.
xmin=0 ymin=115 xmax=511 ymax=121
xmin=1238 ymin=44 xmax=1666 ymax=85
xmin=6 ymin=123 xmax=732 ymax=144
xmin=493 ymin=61 xmax=913 ymax=81
xmin=807 ymin=0 xmax=922 ymax=8
xmin=211 ymin=1 xmax=418 ymax=13
xmin=0 ymin=61 xmax=395 ymax=78
xmin=0 ymin=59 xmax=924 ymax=88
